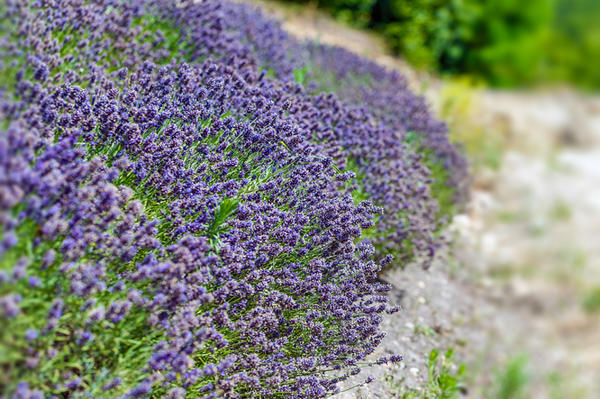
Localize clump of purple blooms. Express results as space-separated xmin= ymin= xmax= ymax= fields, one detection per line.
xmin=0 ymin=0 xmax=465 ymax=397
xmin=305 ymin=43 xmax=470 ymax=205
xmin=207 ymin=3 xmax=469 ymax=264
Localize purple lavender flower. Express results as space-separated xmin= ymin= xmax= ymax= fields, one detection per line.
xmin=76 ymin=330 xmax=94 ymax=345
xmin=25 ymin=328 xmax=38 ymax=341
xmin=103 ymin=377 xmax=122 ymax=391
xmin=64 ymin=377 xmax=82 ymax=390
xmin=28 ymin=276 xmax=41 ymax=287
xmin=1 ymin=294 xmax=22 ymax=318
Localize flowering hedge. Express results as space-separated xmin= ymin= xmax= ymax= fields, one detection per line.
xmin=0 ymin=0 xmax=466 ymax=398
xmin=212 ymin=3 xmax=468 ymax=265
xmin=305 ymin=44 xmax=470 ymax=225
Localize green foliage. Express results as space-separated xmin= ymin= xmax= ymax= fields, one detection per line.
xmin=372 ymin=0 xmax=475 ymax=70
xmin=423 ymin=349 xmax=467 ymax=399
xmin=386 ymin=348 xmax=467 ymax=398
xmin=545 ymin=0 xmax=600 ymax=89
xmin=489 ymin=355 xmax=530 ymax=399
xmin=582 ymin=286 xmax=600 ymax=313
xmin=293 ymin=65 xmax=309 ymax=85
xmin=455 ymin=0 xmax=554 ymax=87
xmin=364 ymin=0 xmax=557 ymax=87
xmin=403 ymin=131 xmax=456 ymax=221
xmin=423 ymin=148 xmax=456 ymax=222
xmin=316 ymin=0 xmax=376 ymax=26
xmin=282 ymin=0 xmax=600 ymax=89
xmin=206 ymin=198 xmax=239 ymax=250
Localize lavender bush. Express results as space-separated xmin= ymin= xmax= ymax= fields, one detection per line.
xmin=305 ymin=43 xmax=470 ymax=209
xmin=207 ymin=3 xmax=469 ymax=265
xmin=0 ymin=0 xmax=466 ymax=397
xmin=150 ymin=0 xmax=442 ymax=264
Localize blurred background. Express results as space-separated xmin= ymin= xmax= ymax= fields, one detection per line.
xmin=241 ymin=0 xmax=600 ymax=397
xmin=281 ymin=0 xmax=600 ymax=90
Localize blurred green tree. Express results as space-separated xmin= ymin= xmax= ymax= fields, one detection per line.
xmin=284 ymin=0 xmax=600 ymax=89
